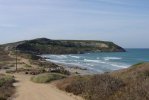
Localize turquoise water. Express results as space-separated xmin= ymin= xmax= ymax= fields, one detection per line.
xmin=42 ymin=49 xmax=149 ymax=73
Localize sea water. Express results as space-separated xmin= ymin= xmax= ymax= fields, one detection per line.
xmin=41 ymin=49 xmax=149 ymax=73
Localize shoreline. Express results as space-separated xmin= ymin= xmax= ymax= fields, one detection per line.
xmin=57 ymin=63 xmax=94 ymax=75
xmin=42 ymin=58 xmax=94 ymax=75
xmin=42 ymin=58 xmax=122 ymax=75
xmin=40 ymin=53 xmax=132 ymax=75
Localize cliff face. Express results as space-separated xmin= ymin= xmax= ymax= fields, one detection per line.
xmin=4 ymin=38 xmax=126 ymax=54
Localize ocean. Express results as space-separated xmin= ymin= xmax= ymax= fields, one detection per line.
xmin=41 ymin=49 xmax=149 ymax=73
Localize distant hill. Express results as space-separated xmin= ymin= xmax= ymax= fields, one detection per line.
xmin=2 ymin=38 xmax=125 ymax=54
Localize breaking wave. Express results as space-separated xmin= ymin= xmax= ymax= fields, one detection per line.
xmin=84 ymin=59 xmax=106 ymax=64
xmin=104 ymin=57 xmax=122 ymax=61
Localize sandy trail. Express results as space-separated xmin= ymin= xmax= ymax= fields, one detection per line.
xmin=12 ymin=74 xmax=83 ymax=100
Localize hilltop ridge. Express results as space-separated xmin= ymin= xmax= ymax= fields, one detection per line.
xmin=2 ymin=38 xmax=125 ymax=54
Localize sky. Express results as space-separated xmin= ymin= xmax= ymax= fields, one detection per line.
xmin=0 ymin=0 xmax=149 ymax=48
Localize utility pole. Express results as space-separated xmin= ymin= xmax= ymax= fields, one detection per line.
xmin=15 ymin=47 xmax=18 ymax=72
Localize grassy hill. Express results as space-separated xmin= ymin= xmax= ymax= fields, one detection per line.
xmin=2 ymin=38 xmax=125 ymax=54
xmin=57 ymin=62 xmax=149 ymax=100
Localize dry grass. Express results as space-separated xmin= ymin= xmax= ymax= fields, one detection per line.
xmin=57 ymin=75 xmax=124 ymax=100
xmin=57 ymin=62 xmax=149 ymax=100
xmin=0 ymin=47 xmax=15 ymax=70
xmin=0 ymin=74 xmax=15 ymax=100
xmin=109 ymin=62 xmax=149 ymax=100
xmin=0 ymin=49 xmax=14 ymax=62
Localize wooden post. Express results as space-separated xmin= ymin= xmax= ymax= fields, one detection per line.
xmin=16 ymin=47 xmax=18 ymax=72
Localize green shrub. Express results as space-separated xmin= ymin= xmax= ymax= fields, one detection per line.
xmin=24 ymin=64 xmax=32 ymax=68
xmin=6 ymin=70 xmax=15 ymax=74
xmin=0 ymin=75 xmax=14 ymax=87
xmin=132 ymin=62 xmax=145 ymax=67
xmin=31 ymin=73 xmax=66 ymax=83
xmin=0 ymin=74 xmax=15 ymax=100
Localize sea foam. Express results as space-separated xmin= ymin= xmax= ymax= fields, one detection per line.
xmin=104 ymin=57 xmax=122 ymax=61
xmin=69 ymin=55 xmax=80 ymax=59
xmin=84 ymin=59 xmax=106 ymax=64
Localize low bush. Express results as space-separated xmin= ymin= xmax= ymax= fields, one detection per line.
xmin=24 ymin=64 xmax=32 ymax=68
xmin=31 ymin=73 xmax=66 ymax=83
xmin=0 ymin=75 xmax=14 ymax=87
xmin=132 ymin=62 xmax=145 ymax=66
xmin=57 ymin=74 xmax=124 ymax=100
xmin=30 ymin=60 xmax=70 ymax=75
xmin=57 ymin=62 xmax=149 ymax=100
xmin=0 ymin=74 xmax=15 ymax=100
xmin=64 ymin=76 xmax=90 ymax=95
xmin=84 ymin=74 xmax=124 ymax=100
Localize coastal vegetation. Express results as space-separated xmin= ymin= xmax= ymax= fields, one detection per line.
xmin=0 ymin=74 xmax=15 ymax=100
xmin=3 ymin=38 xmax=125 ymax=55
xmin=0 ymin=46 xmax=15 ymax=70
xmin=57 ymin=62 xmax=149 ymax=100
xmin=31 ymin=73 xmax=66 ymax=83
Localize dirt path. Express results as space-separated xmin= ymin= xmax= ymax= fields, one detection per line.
xmin=12 ymin=74 xmax=83 ymax=100
xmin=7 ymin=53 xmax=83 ymax=100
